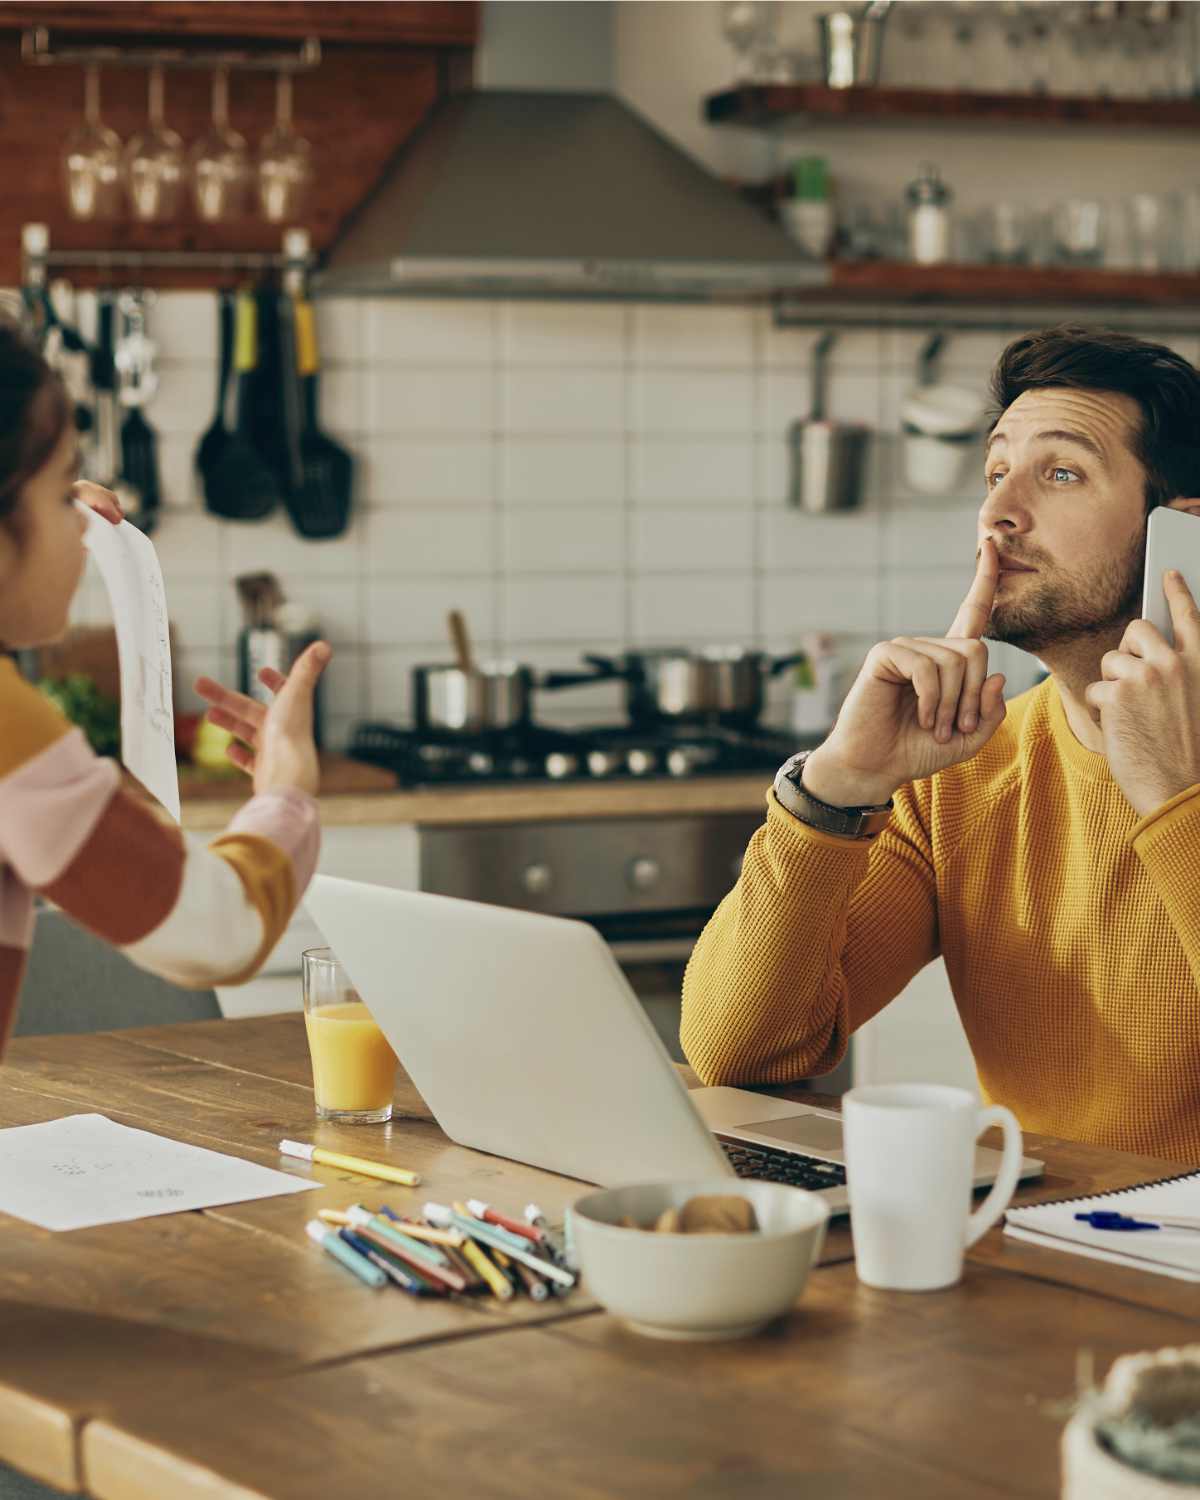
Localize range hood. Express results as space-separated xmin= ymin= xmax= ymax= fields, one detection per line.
xmin=317 ymin=91 xmax=828 ymax=301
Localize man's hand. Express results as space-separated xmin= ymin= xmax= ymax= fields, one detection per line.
xmin=73 ymin=481 xmax=123 ymax=525
xmin=1084 ymin=569 xmax=1200 ymax=818
xmin=801 ymin=538 xmax=1009 ymax=808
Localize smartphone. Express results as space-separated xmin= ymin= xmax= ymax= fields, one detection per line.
xmin=1141 ymin=506 xmax=1200 ymax=647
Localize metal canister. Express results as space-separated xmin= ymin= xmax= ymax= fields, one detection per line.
xmin=238 ymin=602 xmax=324 ymax=748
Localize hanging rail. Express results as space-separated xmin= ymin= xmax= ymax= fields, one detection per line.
xmin=771 ymin=297 xmax=1200 ymax=336
xmin=20 ymin=224 xmax=314 ymax=290
xmin=21 ymin=27 xmax=321 ymax=74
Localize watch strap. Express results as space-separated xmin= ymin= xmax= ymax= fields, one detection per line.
xmin=773 ymin=750 xmax=893 ymax=839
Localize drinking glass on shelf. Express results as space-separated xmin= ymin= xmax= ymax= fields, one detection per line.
xmin=1126 ymin=193 xmax=1180 ymax=273
xmin=123 ymin=64 xmax=185 ymax=223
xmin=189 ymin=68 xmax=251 ymax=223
xmin=1052 ymin=198 xmax=1105 ymax=267
xmin=719 ymin=1 xmax=782 ymax=82
xmin=1179 ymin=191 xmax=1200 ymax=273
xmin=61 ymin=64 xmax=123 ymax=221
xmin=978 ymin=201 xmax=1031 ymax=265
xmin=258 ymin=72 xmax=312 ymax=224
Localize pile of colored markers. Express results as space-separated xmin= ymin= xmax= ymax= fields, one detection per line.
xmin=304 ymin=1198 xmax=576 ymax=1300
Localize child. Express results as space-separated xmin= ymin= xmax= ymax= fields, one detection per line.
xmin=0 ymin=319 xmax=329 ymax=1053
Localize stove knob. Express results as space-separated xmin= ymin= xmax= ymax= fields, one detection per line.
xmin=522 ymin=862 xmax=553 ymax=896
xmin=626 ymin=748 xmax=657 ymax=777
xmin=545 ymin=752 xmax=578 ymax=780
xmin=628 ymin=856 xmax=661 ymax=892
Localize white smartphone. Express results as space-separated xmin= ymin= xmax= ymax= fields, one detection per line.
xmin=1141 ymin=507 xmax=1200 ymax=646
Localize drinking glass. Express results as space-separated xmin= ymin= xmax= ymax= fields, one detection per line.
xmin=978 ymin=201 xmax=1031 ymax=265
xmin=1126 ymin=192 xmax=1179 ymax=272
xmin=189 ymin=68 xmax=251 ymax=222
xmin=1052 ymin=198 xmax=1105 ymax=266
xmin=302 ymin=948 xmax=398 ymax=1124
xmin=123 ymin=65 xmax=185 ymax=223
xmin=61 ymin=65 xmax=123 ymax=221
xmin=719 ymin=1 xmax=782 ymax=82
xmin=258 ymin=72 xmax=312 ymax=224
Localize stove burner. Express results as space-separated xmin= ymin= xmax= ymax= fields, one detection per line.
xmin=348 ymin=719 xmax=813 ymax=788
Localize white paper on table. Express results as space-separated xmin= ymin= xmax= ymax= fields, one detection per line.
xmin=0 ymin=1113 xmax=319 ymax=1231
xmin=81 ymin=508 xmax=180 ymax=822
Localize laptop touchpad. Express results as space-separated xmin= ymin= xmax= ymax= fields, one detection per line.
xmin=738 ymin=1114 xmax=844 ymax=1153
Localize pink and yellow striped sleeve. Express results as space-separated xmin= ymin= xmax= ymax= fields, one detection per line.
xmin=0 ymin=660 xmax=318 ymax=1053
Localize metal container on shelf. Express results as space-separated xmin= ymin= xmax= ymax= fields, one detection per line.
xmin=819 ymin=1 xmax=891 ymax=88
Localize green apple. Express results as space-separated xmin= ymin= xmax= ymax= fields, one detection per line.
xmin=192 ymin=716 xmax=239 ymax=775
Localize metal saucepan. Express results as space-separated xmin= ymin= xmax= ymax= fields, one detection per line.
xmin=560 ymin=647 xmax=807 ymax=728
xmin=413 ymin=660 xmax=535 ymax=735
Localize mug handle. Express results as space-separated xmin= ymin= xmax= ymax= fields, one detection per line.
xmin=963 ymin=1104 xmax=1024 ymax=1249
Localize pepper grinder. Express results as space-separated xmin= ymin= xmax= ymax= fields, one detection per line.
xmin=906 ymin=163 xmax=952 ymax=267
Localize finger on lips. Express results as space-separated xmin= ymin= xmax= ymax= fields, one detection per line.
xmin=948 ymin=538 xmax=999 ymax=640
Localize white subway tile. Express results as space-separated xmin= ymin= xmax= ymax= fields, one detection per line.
xmin=504 ymin=507 xmax=624 ymax=574
xmin=152 ymin=291 xmax=219 ymax=364
xmin=763 ymin=325 xmax=882 ymax=371
xmin=503 ymin=369 xmax=624 ymax=434
xmin=631 ymin=508 xmax=753 ymax=573
xmin=501 ymin=575 xmax=624 ymax=642
xmin=631 ymin=306 xmax=756 ymax=368
xmin=367 ymin=507 xmax=495 ymax=577
xmin=172 ymin=646 xmax=223 ymax=713
xmin=759 ymin=508 xmax=882 ymax=573
xmin=501 ymin=438 xmax=624 ymax=503
xmin=166 ymin=580 xmax=225 ymax=650
xmin=152 ymin=507 xmax=223 ymax=580
xmin=364 ymin=578 xmax=496 ymax=646
xmin=151 ymin=363 xmax=217 ymax=434
xmin=262 ymin=579 xmax=363 ymax=648
xmin=762 ymin=368 xmax=810 ymax=436
xmin=221 ymin=511 xmax=364 ymax=580
xmin=317 ymin=647 xmax=366 ymax=721
xmin=762 ymin=573 xmax=881 ymax=636
xmin=365 ymin=368 xmax=493 ymax=434
xmin=365 ymin=645 xmax=446 ymax=722
xmin=503 ymin=303 xmax=626 ymax=365
xmin=157 ymin=431 xmax=200 ymax=509
xmin=362 ymin=300 xmax=496 ymax=365
xmin=630 ymin=439 xmax=754 ymax=506
xmin=631 ymin=575 xmax=754 ymax=642
xmin=318 ymin=367 xmax=366 ymax=438
xmin=633 ymin=370 xmax=754 ymax=435
xmin=883 ymin=503 xmax=979 ymax=570
xmin=883 ymin=569 xmax=978 ymax=636
xmin=360 ymin=437 xmax=493 ymax=506
xmin=313 ymin=298 xmax=366 ymax=365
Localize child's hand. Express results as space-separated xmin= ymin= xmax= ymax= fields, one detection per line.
xmin=73 ymin=481 xmax=123 ymax=525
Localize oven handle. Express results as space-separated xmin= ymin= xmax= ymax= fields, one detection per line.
xmin=607 ymin=938 xmax=698 ymax=964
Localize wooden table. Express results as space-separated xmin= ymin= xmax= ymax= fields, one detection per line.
xmin=1 ymin=1016 xmax=1196 ymax=1499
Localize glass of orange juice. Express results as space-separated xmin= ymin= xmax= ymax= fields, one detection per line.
xmin=302 ymin=948 xmax=398 ymax=1124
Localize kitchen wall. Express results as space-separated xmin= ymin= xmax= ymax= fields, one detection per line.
xmin=65 ymin=294 xmax=1199 ymax=748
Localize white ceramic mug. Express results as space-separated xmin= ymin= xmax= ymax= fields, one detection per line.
xmin=842 ymin=1083 xmax=1024 ymax=1292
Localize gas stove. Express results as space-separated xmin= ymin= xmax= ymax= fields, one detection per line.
xmin=348 ymin=720 xmax=810 ymax=787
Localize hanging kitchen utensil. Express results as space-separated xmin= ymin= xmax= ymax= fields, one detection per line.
xmin=447 ymin=610 xmax=476 ymax=674
xmin=23 ymin=281 xmax=92 ymax=432
xmin=115 ymin=290 xmax=160 ymax=533
xmin=196 ymin=290 xmax=234 ymax=502
xmin=287 ymin=296 xmax=354 ymax=539
xmin=202 ymin=290 xmax=279 ymax=521
xmin=788 ymin=330 xmax=869 ymax=513
xmin=242 ymin=281 xmax=297 ymax=501
xmin=90 ymin=293 xmax=139 ymax=517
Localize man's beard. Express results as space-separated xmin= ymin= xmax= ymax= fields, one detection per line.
xmin=983 ymin=528 xmax=1145 ymax=655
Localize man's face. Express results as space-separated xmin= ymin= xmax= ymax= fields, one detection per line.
xmin=977 ymin=386 xmax=1148 ymax=654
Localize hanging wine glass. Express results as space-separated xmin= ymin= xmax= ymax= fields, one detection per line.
xmin=61 ymin=65 xmax=123 ymax=221
xmin=257 ymin=72 xmax=312 ymax=224
xmin=188 ymin=67 xmax=252 ymax=222
xmin=123 ymin=64 xmax=185 ymax=222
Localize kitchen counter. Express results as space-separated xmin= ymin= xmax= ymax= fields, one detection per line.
xmin=180 ymin=771 xmax=775 ymax=831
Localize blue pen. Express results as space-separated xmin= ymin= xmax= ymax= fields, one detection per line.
xmin=306 ymin=1218 xmax=387 ymax=1288
xmin=338 ymin=1229 xmax=430 ymax=1296
xmin=1074 ymin=1211 xmax=1200 ymax=1232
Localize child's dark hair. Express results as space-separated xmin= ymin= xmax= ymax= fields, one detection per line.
xmin=0 ymin=319 xmax=71 ymax=522
xmin=991 ymin=324 xmax=1200 ymax=514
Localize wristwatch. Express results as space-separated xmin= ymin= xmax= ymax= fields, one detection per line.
xmin=773 ymin=750 xmax=894 ymax=840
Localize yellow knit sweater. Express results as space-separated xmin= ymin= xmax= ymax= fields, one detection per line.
xmin=681 ymin=677 xmax=1200 ymax=1161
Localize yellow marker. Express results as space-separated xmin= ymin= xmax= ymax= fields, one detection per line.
xmin=458 ymin=1234 xmax=513 ymax=1301
xmin=278 ymin=1140 xmax=421 ymax=1188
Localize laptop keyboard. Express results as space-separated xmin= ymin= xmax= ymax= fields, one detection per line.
xmin=717 ymin=1134 xmax=847 ymax=1192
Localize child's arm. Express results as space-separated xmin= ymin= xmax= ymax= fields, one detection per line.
xmin=0 ymin=662 xmax=318 ymax=1052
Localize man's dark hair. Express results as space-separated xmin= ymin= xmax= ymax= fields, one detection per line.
xmin=990 ymin=324 xmax=1200 ymax=513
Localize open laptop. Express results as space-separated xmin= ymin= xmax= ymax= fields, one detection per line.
xmin=303 ymin=876 xmax=1043 ymax=1214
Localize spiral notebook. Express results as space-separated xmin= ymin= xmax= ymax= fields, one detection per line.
xmin=1004 ymin=1170 xmax=1200 ymax=1282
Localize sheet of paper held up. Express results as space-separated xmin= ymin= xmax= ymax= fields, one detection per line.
xmin=82 ymin=508 xmax=180 ymax=822
xmin=0 ymin=1114 xmax=318 ymax=1231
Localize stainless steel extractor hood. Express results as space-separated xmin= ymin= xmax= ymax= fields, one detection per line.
xmin=317 ymin=90 xmax=828 ymax=301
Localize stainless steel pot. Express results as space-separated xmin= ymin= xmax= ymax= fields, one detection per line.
xmin=583 ymin=647 xmax=805 ymax=727
xmin=413 ymin=661 xmax=534 ymax=735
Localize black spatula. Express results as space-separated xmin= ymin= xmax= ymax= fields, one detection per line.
xmin=201 ymin=289 xmax=279 ymax=522
xmin=286 ymin=296 xmax=354 ymax=540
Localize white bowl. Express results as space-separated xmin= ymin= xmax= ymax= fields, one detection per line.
xmin=568 ymin=1179 xmax=830 ymax=1342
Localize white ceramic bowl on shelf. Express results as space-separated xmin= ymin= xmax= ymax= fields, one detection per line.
xmin=568 ymin=1179 xmax=830 ymax=1342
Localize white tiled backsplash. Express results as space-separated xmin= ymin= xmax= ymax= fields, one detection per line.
xmin=63 ymin=295 xmax=1199 ymax=748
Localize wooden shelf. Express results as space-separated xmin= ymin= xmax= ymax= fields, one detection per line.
xmin=706 ymin=83 xmax=1200 ymax=131
xmin=777 ymin=261 xmax=1200 ymax=310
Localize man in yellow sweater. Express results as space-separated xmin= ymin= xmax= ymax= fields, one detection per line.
xmin=682 ymin=325 xmax=1200 ymax=1161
